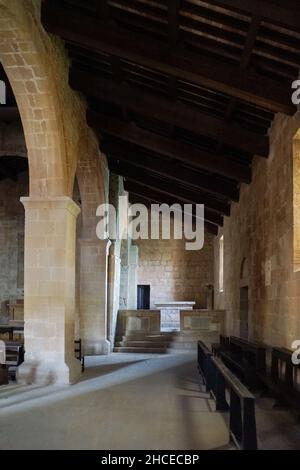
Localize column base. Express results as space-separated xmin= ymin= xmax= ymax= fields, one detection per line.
xmin=16 ymin=357 xmax=82 ymax=386
xmin=83 ymin=339 xmax=111 ymax=355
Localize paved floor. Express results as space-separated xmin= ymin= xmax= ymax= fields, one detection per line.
xmin=0 ymin=352 xmax=229 ymax=450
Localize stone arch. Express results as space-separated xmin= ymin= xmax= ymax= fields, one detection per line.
xmin=75 ymin=128 xmax=107 ymax=237
xmin=0 ymin=0 xmax=86 ymax=196
xmin=74 ymin=129 xmax=110 ymax=355
xmin=0 ymin=0 xmax=98 ymax=384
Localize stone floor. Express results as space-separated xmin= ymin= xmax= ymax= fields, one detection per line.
xmin=0 ymin=352 xmax=229 ymax=450
xmin=0 ymin=352 xmax=299 ymax=450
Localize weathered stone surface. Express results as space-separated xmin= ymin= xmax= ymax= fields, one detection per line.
xmin=136 ymin=219 xmax=214 ymax=309
xmin=214 ymin=110 xmax=300 ymax=349
xmin=0 ymin=171 xmax=27 ymax=322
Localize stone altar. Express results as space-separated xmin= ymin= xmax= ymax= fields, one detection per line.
xmin=154 ymin=301 xmax=195 ymax=332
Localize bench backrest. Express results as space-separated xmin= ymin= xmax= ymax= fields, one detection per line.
xmin=5 ymin=342 xmax=24 ymax=366
xmin=230 ymin=336 xmax=266 ymax=371
xmin=271 ymin=347 xmax=299 ymax=388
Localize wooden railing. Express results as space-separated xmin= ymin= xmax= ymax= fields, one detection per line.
xmin=198 ymin=341 xmax=258 ymax=450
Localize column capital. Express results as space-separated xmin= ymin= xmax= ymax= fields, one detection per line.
xmin=20 ymin=196 xmax=81 ymax=218
xmin=79 ymin=237 xmax=111 ymax=253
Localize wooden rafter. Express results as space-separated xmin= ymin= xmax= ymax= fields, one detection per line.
xmin=42 ymin=1 xmax=295 ymax=115
xmin=88 ymin=110 xmax=252 ymax=183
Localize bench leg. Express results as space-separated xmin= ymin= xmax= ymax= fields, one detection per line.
xmin=242 ymin=398 xmax=257 ymax=450
xmin=230 ymin=389 xmax=242 ymax=444
xmin=215 ymin=370 xmax=229 ymax=411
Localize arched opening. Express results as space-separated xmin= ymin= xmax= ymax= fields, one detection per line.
xmin=0 ymin=156 xmax=28 ymax=323
xmin=0 ymin=61 xmax=28 ymax=379
xmin=0 ymin=1 xmax=90 ymax=384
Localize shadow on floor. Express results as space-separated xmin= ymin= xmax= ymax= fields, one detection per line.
xmin=0 ymin=353 xmax=229 ymax=449
xmin=78 ymin=359 xmax=147 ymax=382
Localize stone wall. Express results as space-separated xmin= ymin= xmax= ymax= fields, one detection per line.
xmin=136 ymin=222 xmax=214 ymax=309
xmin=214 ymin=110 xmax=300 ymax=349
xmin=0 ymin=170 xmax=28 ymax=321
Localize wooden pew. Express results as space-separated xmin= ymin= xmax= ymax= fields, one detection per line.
xmin=1 ymin=339 xmax=84 ymax=383
xmin=220 ymin=336 xmax=266 ymax=388
xmin=5 ymin=341 xmax=24 ymax=381
xmin=212 ymin=334 xmax=229 ymax=356
xmin=0 ymin=324 xmax=24 ymax=341
xmin=197 ymin=340 xmax=213 ymax=391
xmin=0 ymin=365 xmax=8 ymax=385
xmin=197 ymin=341 xmax=258 ymax=450
xmin=74 ymin=339 xmax=85 ymax=372
xmin=259 ymin=347 xmax=300 ymax=410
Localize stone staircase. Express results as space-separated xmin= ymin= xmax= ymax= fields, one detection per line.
xmin=114 ymin=330 xmax=219 ymax=354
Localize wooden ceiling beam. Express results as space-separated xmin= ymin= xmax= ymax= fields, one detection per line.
xmin=128 ymin=193 xmax=218 ymax=236
xmin=109 ymin=157 xmax=230 ymax=216
xmin=123 ymin=179 xmax=223 ymax=227
xmin=224 ymin=16 xmax=261 ymax=126
xmin=41 ymin=1 xmax=295 ymax=115
xmin=168 ymin=0 xmax=181 ymax=45
xmin=88 ymin=110 xmax=252 ymax=183
xmin=209 ymin=0 xmax=300 ymax=31
xmin=70 ymin=67 xmax=269 ymax=157
xmin=103 ymin=139 xmax=239 ymax=201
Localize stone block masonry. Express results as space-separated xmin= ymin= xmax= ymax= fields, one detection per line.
xmin=214 ymin=110 xmax=300 ymax=349
xmin=136 ymin=221 xmax=214 ymax=309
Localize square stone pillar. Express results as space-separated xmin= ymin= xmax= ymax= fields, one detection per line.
xmin=127 ymin=245 xmax=138 ymax=309
xmin=107 ymin=242 xmax=121 ymax=346
xmin=17 ymin=197 xmax=82 ymax=385
xmin=79 ymin=238 xmax=111 ymax=355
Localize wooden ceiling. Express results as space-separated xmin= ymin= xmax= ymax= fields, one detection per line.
xmin=3 ymin=1 xmax=300 ymax=234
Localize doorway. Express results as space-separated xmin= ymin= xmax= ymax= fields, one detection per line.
xmin=137 ymin=285 xmax=150 ymax=309
xmin=240 ymin=286 xmax=249 ymax=340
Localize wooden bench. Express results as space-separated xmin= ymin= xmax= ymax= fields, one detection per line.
xmin=0 ymin=339 xmax=84 ymax=383
xmin=212 ymin=334 xmax=229 ymax=356
xmin=74 ymin=339 xmax=85 ymax=372
xmin=0 ymin=324 xmax=24 ymax=341
xmin=197 ymin=342 xmax=257 ymax=450
xmin=197 ymin=340 xmax=213 ymax=391
xmin=5 ymin=341 xmax=24 ymax=381
xmin=258 ymin=347 xmax=300 ymax=410
xmin=0 ymin=365 xmax=8 ymax=385
xmin=220 ymin=336 xmax=266 ymax=388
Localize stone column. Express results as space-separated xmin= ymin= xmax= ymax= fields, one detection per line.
xmin=107 ymin=241 xmax=121 ymax=346
xmin=127 ymin=245 xmax=138 ymax=309
xmin=17 ymin=197 xmax=82 ymax=385
xmin=79 ymin=238 xmax=111 ymax=355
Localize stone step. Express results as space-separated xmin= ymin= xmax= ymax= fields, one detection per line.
xmin=170 ymin=336 xmax=214 ymax=343
xmin=114 ymin=330 xmax=219 ymax=354
xmin=118 ymin=335 xmax=173 ymax=343
xmin=116 ymin=332 xmax=174 ymax=340
xmin=168 ymin=342 xmax=198 ymax=350
xmin=113 ymin=346 xmax=167 ymax=354
xmin=116 ymin=340 xmax=171 ymax=348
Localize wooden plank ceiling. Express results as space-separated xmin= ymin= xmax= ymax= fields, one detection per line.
xmin=3 ymin=0 xmax=300 ymax=234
